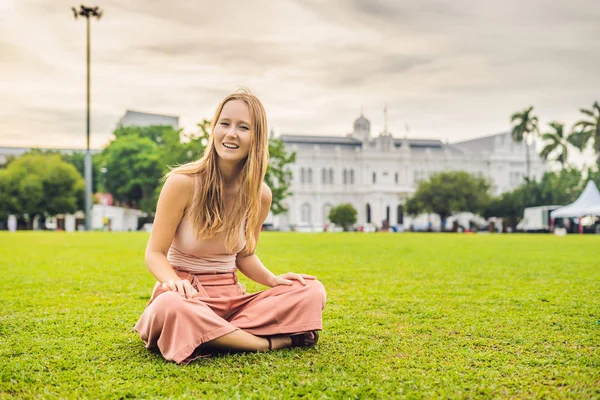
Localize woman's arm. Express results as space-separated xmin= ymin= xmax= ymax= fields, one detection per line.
xmin=144 ymin=173 xmax=197 ymax=298
xmin=236 ymin=183 xmax=315 ymax=287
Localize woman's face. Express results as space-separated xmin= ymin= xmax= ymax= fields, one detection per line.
xmin=214 ymin=99 xmax=252 ymax=164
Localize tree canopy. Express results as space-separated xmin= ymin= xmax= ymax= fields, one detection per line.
xmin=328 ymin=203 xmax=357 ymax=231
xmin=406 ymin=171 xmax=491 ymax=225
xmin=0 ymin=153 xmax=84 ymax=221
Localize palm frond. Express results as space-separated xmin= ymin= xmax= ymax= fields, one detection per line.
xmin=541 ymin=133 xmax=557 ymax=142
xmin=568 ymin=129 xmax=593 ymax=150
xmin=540 ymin=143 xmax=557 ymax=160
xmin=573 ymin=120 xmax=593 ymax=129
xmin=579 ymin=108 xmax=595 ymax=118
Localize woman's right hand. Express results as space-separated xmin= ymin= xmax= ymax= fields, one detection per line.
xmin=161 ymin=279 xmax=198 ymax=299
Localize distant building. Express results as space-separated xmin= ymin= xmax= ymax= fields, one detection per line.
xmin=118 ymin=110 xmax=180 ymax=130
xmin=270 ymin=113 xmax=547 ymax=231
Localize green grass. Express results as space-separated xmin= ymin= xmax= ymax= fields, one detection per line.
xmin=1 ymin=232 xmax=599 ymax=399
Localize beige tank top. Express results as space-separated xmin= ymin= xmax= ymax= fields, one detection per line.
xmin=167 ymin=216 xmax=246 ymax=274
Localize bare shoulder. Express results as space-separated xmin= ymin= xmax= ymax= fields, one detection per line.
xmin=159 ymin=173 xmax=195 ymax=210
xmin=163 ymin=173 xmax=195 ymax=195
xmin=260 ymin=182 xmax=272 ymax=207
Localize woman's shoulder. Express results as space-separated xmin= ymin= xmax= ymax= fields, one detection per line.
xmin=260 ymin=182 xmax=272 ymax=205
xmin=163 ymin=172 xmax=196 ymax=197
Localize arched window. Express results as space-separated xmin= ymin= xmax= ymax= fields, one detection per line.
xmin=397 ymin=205 xmax=404 ymax=224
xmin=307 ymin=168 xmax=312 ymax=184
xmin=343 ymin=169 xmax=347 ymax=184
xmin=386 ymin=206 xmax=390 ymax=224
xmin=321 ymin=168 xmax=327 ymax=184
xmin=395 ymin=172 xmax=398 ymax=184
xmin=366 ymin=203 xmax=371 ymax=224
xmin=372 ymin=172 xmax=376 ymax=184
xmin=301 ymin=203 xmax=312 ymax=223
xmin=329 ymin=168 xmax=334 ymax=184
xmin=300 ymin=168 xmax=305 ymax=184
xmin=350 ymin=169 xmax=355 ymax=184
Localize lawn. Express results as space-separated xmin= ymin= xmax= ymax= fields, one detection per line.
xmin=0 ymin=232 xmax=599 ymax=399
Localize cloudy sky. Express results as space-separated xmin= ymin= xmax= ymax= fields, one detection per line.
xmin=1 ymin=0 xmax=598 ymax=164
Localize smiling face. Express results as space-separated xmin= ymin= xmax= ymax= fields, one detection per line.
xmin=213 ymin=99 xmax=252 ymax=165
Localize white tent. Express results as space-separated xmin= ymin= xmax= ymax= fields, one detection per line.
xmin=585 ymin=204 xmax=600 ymax=216
xmin=551 ymin=180 xmax=600 ymax=218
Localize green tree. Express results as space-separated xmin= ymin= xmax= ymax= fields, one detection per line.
xmin=0 ymin=169 xmax=18 ymax=220
xmin=483 ymin=190 xmax=523 ymax=230
xmin=0 ymin=154 xmax=84 ymax=224
xmin=328 ymin=203 xmax=357 ymax=231
xmin=61 ymin=151 xmax=103 ymax=194
xmin=265 ymin=138 xmax=296 ymax=215
xmin=511 ymin=106 xmax=540 ymax=179
xmin=540 ymin=122 xmax=578 ymax=168
xmin=101 ymin=135 xmax=164 ymax=213
xmin=570 ymin=101 xmax=600 ymax=167
xmin=112 ymin=123 xmax=208 ymax=171
xmin=405 ymin=171 xmax=491 ymax=228
xmin=484 ymin=168 xmax=584 ymax=229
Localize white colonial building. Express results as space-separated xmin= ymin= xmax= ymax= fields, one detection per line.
xmin=270 ymin=114 xmax=547 ymax=231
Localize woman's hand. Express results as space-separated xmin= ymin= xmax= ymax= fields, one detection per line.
xmin=161 ymin=279 xmax=198 ymax=299
xmin=270 ymin=272 xmax=316 ymax=287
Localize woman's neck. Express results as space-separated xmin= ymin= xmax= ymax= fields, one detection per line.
xmin=217 ymin=159 xmax=243 ymax=188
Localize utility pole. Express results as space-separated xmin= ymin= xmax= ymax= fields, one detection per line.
xmin=72 ymin=5 xmax=103 ymax=231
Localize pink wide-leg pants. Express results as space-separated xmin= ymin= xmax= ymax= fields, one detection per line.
xmin=134 ymin=270 xmax=326 ymax=364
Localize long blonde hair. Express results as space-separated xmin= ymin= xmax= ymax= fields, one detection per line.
xmin=166 ymin=89 xmax=269 ymax=253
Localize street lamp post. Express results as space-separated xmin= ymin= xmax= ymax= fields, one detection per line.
xmin=72 ymin=5 xmax=103 ymax=231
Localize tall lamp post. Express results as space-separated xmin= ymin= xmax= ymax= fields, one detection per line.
xmin=72 ymin=5 xmax=103 ymax=231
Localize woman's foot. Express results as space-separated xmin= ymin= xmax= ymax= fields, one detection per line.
xmin=265 ymin=331 xmax=319 ymax=351
xmin=290 ymin=331 xmax=319 ymax=348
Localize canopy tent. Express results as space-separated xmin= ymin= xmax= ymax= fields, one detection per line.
xmin=550 ymin=180 xmax=600 ymax=219
xmin=585 ymin=204 xmax=600 ymax=216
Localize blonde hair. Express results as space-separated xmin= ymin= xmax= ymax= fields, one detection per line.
xmin=166 ymin=89 xmax=269 ymax=253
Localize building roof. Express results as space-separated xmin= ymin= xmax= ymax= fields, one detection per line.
xmin=453 ymin=132 xmax=509 ymax=153
xmin=279 ymin=131 xmax=513 ymax=155
xmin=118 ymin=110 xmax=180 ymax=129
xmin=394 ymin=138 xmax=444 ymax=149
xmin=280 ymin=135 xmax=363 ymax=146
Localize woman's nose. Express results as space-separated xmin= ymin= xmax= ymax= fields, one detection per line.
xmin=225 ymin=126 xmax=238 ymax=137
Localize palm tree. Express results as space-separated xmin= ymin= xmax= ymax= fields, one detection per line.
xmin=510 ymin=106 xmax=540 ymax=180
xmin=539 ymin=121 xmax=576 ymax=168
xmin=570 ymin=101 xmax=600 ymax=166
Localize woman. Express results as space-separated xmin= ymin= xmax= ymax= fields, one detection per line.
xmin=134 ymin=90 xmax=326 ymax=364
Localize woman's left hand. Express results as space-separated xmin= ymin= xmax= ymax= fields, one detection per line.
xmin=270 ymin=272 xmax=316 ymax=287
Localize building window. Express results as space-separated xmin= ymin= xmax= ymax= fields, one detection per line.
xmin=329 ymin=168 xmax=334 ymax=184
xmin=301 ymin=203 xmax=311 ymax=223
xmin=307 ymin=168 xmax=312 ymax=184
xmin=366 ymin=203 xmax=372 ymax=223
xmin=372 ymin=172 xmax=376 ymax=184
xmin=397 ymin=205 xmax=404 ymax=224
xmin=350 ymin=169 xmax=355 ymax=184
xmin=395 ymin=172 xmax=398 ymax=184
xmin=343 ymin=169 xmax=347 ymax=184
xmin=300 ymin=168 xmax=305 ymax=184
xmin=322 ymin=168 xmax=327 ymax=184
